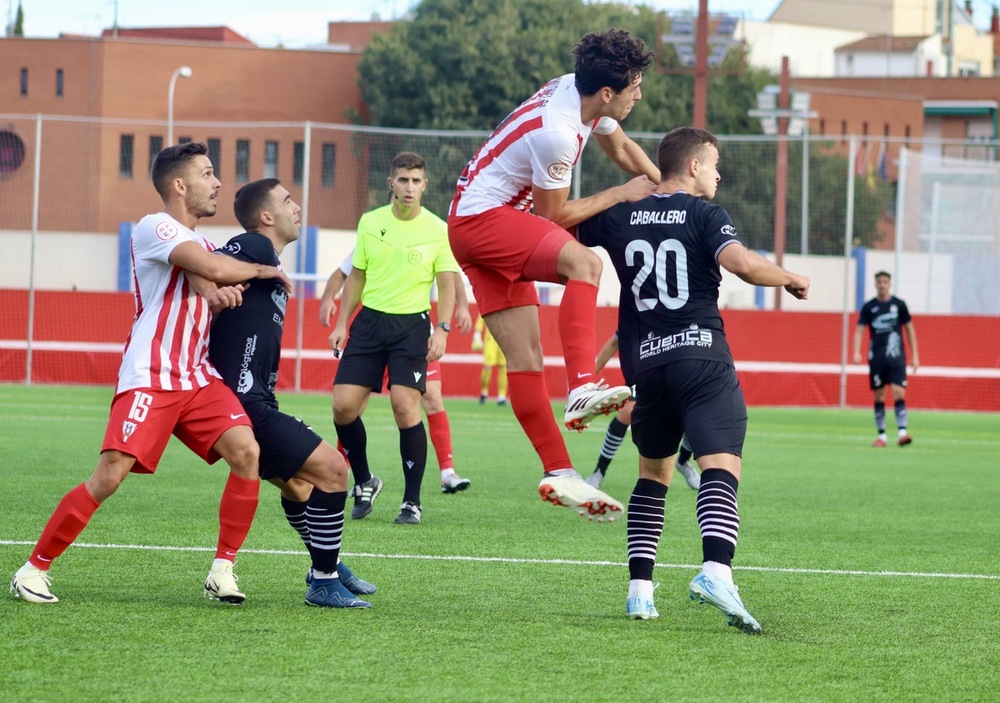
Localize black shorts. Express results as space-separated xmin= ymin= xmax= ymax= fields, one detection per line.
xmin=631 ymin=359 xmax=747 ymax=460
xmin=245 ymin=402 xmax=323 ymax=481
xmin=334 ymin=307 xmax=429 ymax=393
xmin=868 ymin=359 xmax=907 ymax=390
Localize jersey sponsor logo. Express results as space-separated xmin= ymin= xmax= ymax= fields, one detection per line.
xmin=629 ymin=209 xmax=686 ymax=226
xmin=271 ymin=287 xmax=288 ymax=315
xmin=155 ymin=221 xmax=179 ymax=241
xmin=639 ymin=325 xmax=714 ymax=360
xmin=546 ymin=162 xmax=570 ymax=181
xmin=407 ymin=250 xmax=422 ymax=265
xmin=222 ymin=242 xmax=242 ymax=255
xmin=238 ymin=335 xmax=257 ymax=394
xmin=721 ymin=224 xmax=738 ymax=237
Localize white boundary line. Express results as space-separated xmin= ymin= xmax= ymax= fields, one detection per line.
xmin=1 ymin=540 xmax=996 ymax=581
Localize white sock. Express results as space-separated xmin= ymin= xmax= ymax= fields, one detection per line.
xmin=628 ymin=579 xmax=654 ymax=599
xmin=702 ymin=560 xmax=733 ymax=583
xmin=441 ymin=468 xmax=456 ymax=480
xmin=313 ymin=570 xmax=338 ymax=580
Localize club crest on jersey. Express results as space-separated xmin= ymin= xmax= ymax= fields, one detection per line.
xmin=122 ymin=421 xmax=137 ymax=442
xmin=407 ymin=250 xmax=422 ymax=265
xmin=721 ymin=225 xmax=738 ymax=238
xmin=547 ymin=162 xmax=570 ymax=181
xmin=155 ymin=221 xmax=179 ymax=241
xmin=222 ymin=242 xmax=242 ymax=255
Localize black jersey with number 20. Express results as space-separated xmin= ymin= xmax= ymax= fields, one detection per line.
xmin=577 ymin=192 xmax=741 ymax=378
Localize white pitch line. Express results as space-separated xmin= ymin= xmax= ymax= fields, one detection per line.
xmin=0 ymin=540 xmax=996 ymax=581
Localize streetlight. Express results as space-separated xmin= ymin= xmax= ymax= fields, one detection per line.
xmin=167 ymin=66 xmax=192 ymax=146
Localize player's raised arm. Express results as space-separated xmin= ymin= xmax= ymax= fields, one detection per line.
xmin=717 ymin=244 xmax=810 ymax=300
xmin=169 ymin=240 xmax=290 ymax=293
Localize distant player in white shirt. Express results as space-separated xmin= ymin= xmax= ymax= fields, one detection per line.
xmin=11 ymin=142 xmax=290 ymax=606
xmin=447 ymin=28 xmax=660 ymax=521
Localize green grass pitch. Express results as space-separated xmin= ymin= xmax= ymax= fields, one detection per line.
xmin=1 ymin=384 xmax=998 ymax=702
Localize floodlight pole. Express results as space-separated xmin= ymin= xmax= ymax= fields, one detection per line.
xmin=693 ymin=0 xmax=709 ymax=128
xmin=167 ymin=66 xmax=192 ymax=146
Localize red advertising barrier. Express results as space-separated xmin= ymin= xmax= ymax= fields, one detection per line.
xmin=2 ymin=290 xmax=998 ymax=411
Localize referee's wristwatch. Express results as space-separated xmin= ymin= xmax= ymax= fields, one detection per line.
xmin=437 ymin=322 xmax=451 ymax=333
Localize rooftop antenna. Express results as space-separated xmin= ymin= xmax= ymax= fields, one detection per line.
xmin=112 ymin=0 xmax=119 ymax=37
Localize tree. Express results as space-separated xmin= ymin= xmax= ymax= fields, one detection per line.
xmin=13 ymin=0 xmax=24 ymax=36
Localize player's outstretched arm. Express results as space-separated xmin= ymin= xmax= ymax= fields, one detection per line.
xmin=169 ymin=241 xmax=290 ymax=292
xmin=595 ymin=333 xmax=620 ymax=373
xmin=718 ymin=244 xmax=809 ymax=300
xmin=532 ymin=176 xmax=656 ymax=229
xmin=594 ymin=127 xmax=660 ymax=183
xmin=319 ymin=268 xmax=348 ymax=327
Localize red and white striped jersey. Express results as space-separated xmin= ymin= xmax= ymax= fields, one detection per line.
xmin=450 ymin=73 xmax=619 ymax=217
xmin=115 ymin=212 xmax=222 ymax=393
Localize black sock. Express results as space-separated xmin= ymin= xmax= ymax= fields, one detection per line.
xmin=894 ymin=399 xmax=907 ymax=432
xmin=335 ymin=417 xmax=371 ymax=484
xmin=696 ymin=468 xmax=740 ymax=567
xmin=280 ymin=496 xmax=310 ymax=548
xmin=306 ymin=489 xmax=347 ymax=575
xmin=677 ymin=436 xmax=693 ymax=466
xmin=874 ymin=402 xmax=886 ymax=434
xmin=399 ymin=422 xmax=427 ymax=505
xmin=595 ymin=417 xmax=629 ymax=474
xmin=627 ymin=478 xmax=667 ymax=580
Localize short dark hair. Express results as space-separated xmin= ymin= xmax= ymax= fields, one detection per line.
xmin=233 ymin=178 xmax=281 ymax=231
xmin=657 ymin=127 xmax=718 ymax=179
xmin=151 ymin=142 xmax=208 ymax=199
xmin=390 ymin=151 xmax=426 ymax=174
xmin=874 ymin=271 xmax=891 ymax=280
xmin=573 ymin=28 xmax=654 ymax=96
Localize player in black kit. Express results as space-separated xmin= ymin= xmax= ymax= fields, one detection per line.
xmin=577 ymin=127 xmax=810 ymax=633
xmin=209 ymin=178 xmax=375 ymax=609
xmin=852 ymin=271 xmax=919 ymax=447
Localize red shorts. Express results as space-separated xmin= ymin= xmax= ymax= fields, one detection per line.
xmin=102 ymin=379 xmax=253 ymax=474
xmin=448 ymin=207 xmax=572 ymax=315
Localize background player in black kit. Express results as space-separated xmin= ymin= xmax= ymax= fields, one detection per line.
xmin=852 ymin=271 xmax=919 ymax=447
xmin=209 ymin=178 xmax=375 ymax=609
xmin=577 ymin=127 xmax=809 ymax=633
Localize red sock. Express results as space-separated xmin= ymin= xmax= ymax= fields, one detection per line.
xmin=507 ymin=371 xmax=572 ymax=472
xmin=426 ymin=411 xmax=454 ymax=471
xmin=560 ymin=280 xmax=598 ymax=391
xmin=29 ymin=483 xmax=101 ymax=569
xmin=215 ymin=473 xmax=260 ymax=561
xmin=336 ymin=438 xmax=350 ymax=467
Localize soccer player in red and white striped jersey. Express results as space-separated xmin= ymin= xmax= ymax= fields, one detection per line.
xmin=447 ymin=28 xmax=660 ymax=521
xmin=11 ymin=143 xmax=290 ymax=606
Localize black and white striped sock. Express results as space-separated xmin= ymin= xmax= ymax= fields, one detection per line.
xmin=596 ymin=417 xmax=629 ymax=473
xmin=280 ymin=497 xmax=310 ymax=547
xmin=627 ymin=478 xmax=667 ymax=580
xmin=306 ymin=489 xmax=347 ymax=576
xmin=696 ymin=469 xmax=740 ymax=567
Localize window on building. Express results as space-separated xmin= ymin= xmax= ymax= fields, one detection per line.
xmin=264 ymin=140 xmax=279 ymax=178
xmin=321 ymin=143 xmax=337 ymax=187
xmin=178 ymin=136 xmax=192 ymax=145
xmin=119 ymin=134 xmax=135 ymax=179
xmin=293 ymin=141 xmax=305 ymax=184
xmin=818 ymin=119 xmax=825 ymax=136
xmin=207 ymin=138 xmax=221 ymax=175
xmin=20 ymin=68 xmax=28 ymax=96
xmin=236 ymin=139 xmax=250 ymax=183
xmin=56 ymin=69 xmax=64 ymax=97
xmin=904 ymin=125 xmax=911 ymax=148
xmin=840 ymin=120 xmax=847 ymax=144
xmin=148 ymin=135 xmax=163 ymax=176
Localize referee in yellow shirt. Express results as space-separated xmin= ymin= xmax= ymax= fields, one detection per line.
xmin=329 ymin=152 xmax=458 ymax=525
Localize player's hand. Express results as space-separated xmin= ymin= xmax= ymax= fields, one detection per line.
xmin=259 ymin=265 xmax=292 ymax=294
xmin=207 ymin=283 xmax=248 ymax=313
xmin=427 ymin=329 xmax=448 ymax=362
xmin=455 ymin=307 xmax=473 ymax=334
xmin=910 ymin=359 xmax=919 ymax=375
xmin=319 ymin=298 xmax=338 ymax=327
xmin=784 ymin=274 xmax=810 ymax=300
xmin=619 ymin=175 xmax=658 ymax=203
xmin=853 ymin=351 xmax=862 ymax=365
xmin=328 ymin=325 xmax=347 ymax=358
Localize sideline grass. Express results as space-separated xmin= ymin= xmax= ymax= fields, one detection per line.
xmin=1 ymin=384 xmax=998 ymax=702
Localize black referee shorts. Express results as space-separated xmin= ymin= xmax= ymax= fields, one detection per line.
xmin=334 ymin=306 xmax=430 ymax=393
xmin=631 ymin=359 xmax=747 ymax=460
xmin=245 ymin=401 xmax=323 ymax=481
